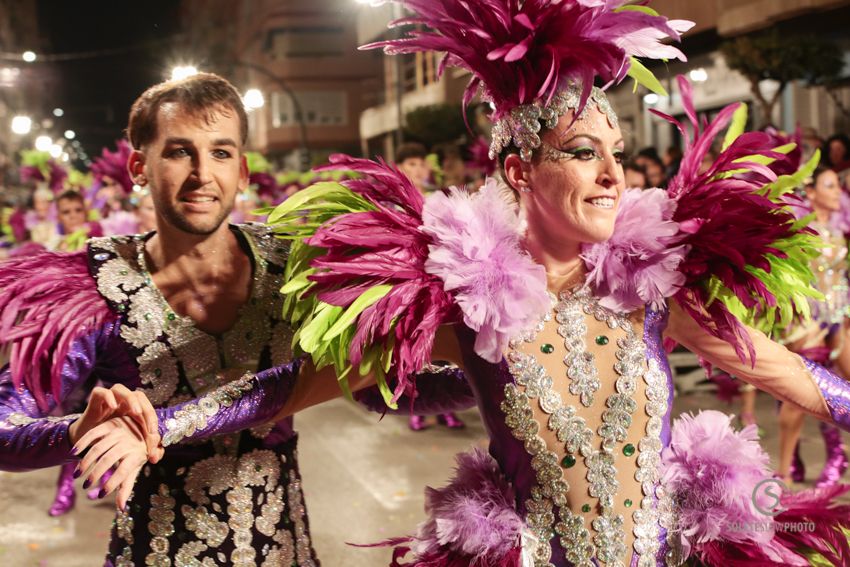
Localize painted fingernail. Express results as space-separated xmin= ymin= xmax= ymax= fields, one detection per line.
xmin=70 ymin=446 xmax=79 ymax=456
xmin=73 ymin=468 xmax=82 ymax=479
xmin=98 ymin=488 xmax=107 ymax=499
xmin=82 ymin=479 xmax=91 ymax=490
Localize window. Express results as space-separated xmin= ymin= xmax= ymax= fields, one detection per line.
xmin=272 ymin=91 xmax=348 ymax=127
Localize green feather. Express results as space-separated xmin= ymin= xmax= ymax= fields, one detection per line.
xmin=627 ymin=57 xmax=668 ymax=96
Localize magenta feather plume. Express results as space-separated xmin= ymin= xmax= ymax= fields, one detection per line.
xmin=651 ymin=76 xmax=811 ymax=363
xmin=19 ymin=165 xmax=45 ymax=184
xmin=308 ymin=155 xmax=451 ymax=394
xmin=90 ymin=140 xmax=134 ymax=194
xmin=0 ymin=250 xmax=117 ymax=411
xmin=249 ymin=172 xmax=278 ymax=201
xmin=422 ymin=178 xmax=549 ymax=363
xmin=362 ymin=0 xmax=689 ymax=119
xmin=582 ymin=188 xmax=689 ymax=312
xmin=387 ymin=449 xmax=528 ymax=567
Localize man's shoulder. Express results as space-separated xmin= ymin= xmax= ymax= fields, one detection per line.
xmin=235 ymin=222 xmax=290 ymax=269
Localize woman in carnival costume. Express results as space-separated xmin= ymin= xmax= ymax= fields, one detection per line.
xmin=777 ymin=166 xmax=850 ymax=488
xmin=76 ymin=1 xmax=850 ymax=565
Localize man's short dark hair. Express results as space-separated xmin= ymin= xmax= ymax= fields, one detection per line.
xmin=395 ymin=142 xmax=428 ymax=163
xmin=127 ymin=72 xmax=248 ymax=150
xmin=56 ymin=189 xmax=85 ymax=205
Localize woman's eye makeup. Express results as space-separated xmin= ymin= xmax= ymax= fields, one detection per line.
xmin=541 ymin=141 xmax=626 ymax=163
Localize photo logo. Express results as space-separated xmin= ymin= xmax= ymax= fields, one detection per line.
xmin=752 ymin=478 xmax=788 ymax=517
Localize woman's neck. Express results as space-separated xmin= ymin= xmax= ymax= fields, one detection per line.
xmin=523 ymin=223 xmax=586 ymax=293
xmin=813 ymin=205 xmax=831 ymax=225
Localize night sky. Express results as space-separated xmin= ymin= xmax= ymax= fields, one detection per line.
xmin=36 ymin=0 xmax=183 ymax=163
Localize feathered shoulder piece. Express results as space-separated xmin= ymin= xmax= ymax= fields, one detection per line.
xmin=268 ymin=155 xmax=549 ymax=406
xmin=583 ymin=76 xmax=822 ymax=363
xmin=0 ymin=250 xmax=118 ymax=410
xmin=362 ymin=0 xmax=693 ymax=159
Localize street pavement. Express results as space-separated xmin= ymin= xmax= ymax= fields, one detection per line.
xmin=0 ymin=390 xmax=843 ymax=566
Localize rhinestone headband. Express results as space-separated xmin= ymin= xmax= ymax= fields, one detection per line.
xmin=489 ymin=84 xmax=618 ymax=162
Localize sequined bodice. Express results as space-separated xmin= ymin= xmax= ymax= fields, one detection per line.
xmin=811 ymin=222 xmax=850 ymax=326
xmin=475 ymin=288 xmax=679 ymax=567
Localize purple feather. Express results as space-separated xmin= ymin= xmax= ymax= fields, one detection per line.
xmin=90 ymin=140 xmax=134 ymax=194
xmin=422 ymin=179 xmax=549 ymax=362
xmin=582 ymin=188 xmax=689 ymax=312
xmin=362 ymin=1 xmax=690 ymax=119
xmin=0 ymin=250 xmax=117 ymax=410
xmin=381 ymin=449 xmax=529 ymax=567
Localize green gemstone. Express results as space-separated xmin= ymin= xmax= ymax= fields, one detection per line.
xmin=154 ymin=368 xmax=162 ymax=377
xmin=255 ymin=464 xmax=262 ymax=472
xmin=595 ymin=335 xmax=609 ymax=346
xmin=167 ymin=312 xmax=177 ymax=321
xmin=540 ymin=343 xmax=555 ymax=354
xmin=561 ymin=455 xmax=576 ymax=468
xmin=623 ymin=443 xmax=636 ymax=457
xmin=119 ymin=269 xmax=128 ymax=276
xmin=144 ymin=313 xmax=152 ymax=321
xmin=581 ymin=504 xmax=591 ymax=513
xmin=624 ymin=499 xmax=633 ymax=508
xmin=117 ymin=304 xmax=127 ymax=312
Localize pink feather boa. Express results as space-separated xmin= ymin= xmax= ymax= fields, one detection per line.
xmin=422 ymin=179 xmax=549 ymax=363
xmin=366 ymin=449 xmax=534 ymax=567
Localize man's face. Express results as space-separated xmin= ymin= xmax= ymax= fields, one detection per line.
xmin=398 ymin=157 xmax=429 ymax=191
xmin=57 ymin=198 xmax=86 ymax=233
xmin=137 ymin=103 xmax=247 ymax=235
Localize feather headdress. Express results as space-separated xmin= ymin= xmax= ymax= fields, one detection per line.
xmin=90 ymin=140 xmax=134 ymax=194
xmin=363 ymin=0 xmax=693 ymax=159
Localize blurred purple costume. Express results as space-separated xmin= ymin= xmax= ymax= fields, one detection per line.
xmin=0 ymin=224 xmax=319 ymax=566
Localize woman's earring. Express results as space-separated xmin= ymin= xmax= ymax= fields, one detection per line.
xmin=135 ymin=176 xmax=147 ymax=186
xmin=519 ymin=186 xmax=532 ymax=194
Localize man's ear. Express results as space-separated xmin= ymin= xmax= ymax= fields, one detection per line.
xmin=127 ymin=150 xmax=147 ymax=185
xmin=503 ymin=153 xmax=531 ymax=193
xmin=238 ymin=154 xmax=249 ymax=192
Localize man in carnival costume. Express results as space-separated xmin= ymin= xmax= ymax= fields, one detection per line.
xmin=70 ymin=1 xmax=850 ymax=566
xmin=0 ymin=72 xmax=347 ymax=566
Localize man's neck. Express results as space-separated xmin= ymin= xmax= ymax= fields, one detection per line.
xmin=145 ymin=221 xmax=239 ymax=279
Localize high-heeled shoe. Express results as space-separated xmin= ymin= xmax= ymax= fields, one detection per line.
xmin=409 ymin=415 xmax=429 ymax=431
xmin=48 ymin=462 xmax=77 ymax=516
xmin=437 ymin=412 xmax=465 ymax=429
xmin=816 ymin=422 xmax=848 ymax=488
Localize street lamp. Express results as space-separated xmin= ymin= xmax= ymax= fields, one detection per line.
xmin=35 ymin=135 xmax=53 ymax=152
xmin=49 ymin=144 xmax=62 ymax=159
xmin=64 ymin=130 xmax=76 ymax=140
xmin=53 ymin=108 xmax=64 ymax=117
xmin=171 ymin=65 xmax=199 ymax=81
xmin=11 ymin=115 xmax=32 ymax=135
xmin=243 ymin=88 xmax=265 ymax=111
xmin=22 ymin=51 xmax=36 ymax=63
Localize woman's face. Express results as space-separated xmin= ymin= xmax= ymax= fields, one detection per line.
xmin=808 ymin=169 xmax=841 ymax=213
xmin=522 ymin=107 xmax=625 ymax=244
xmin=828 ymin=140 xmax=848 ymax=167
xmin=57 ymin=197 xmax=86 ymax=232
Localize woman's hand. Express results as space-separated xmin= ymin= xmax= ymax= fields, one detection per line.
xmin=74 ymin=416 xmax=164 ymax=511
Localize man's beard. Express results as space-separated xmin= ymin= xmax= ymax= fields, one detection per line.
xmin=158 ymin=201 xmax=234 ymax=236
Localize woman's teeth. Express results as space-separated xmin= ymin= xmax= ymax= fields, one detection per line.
xmin=588 ymin=197 xmax=615 ymax=209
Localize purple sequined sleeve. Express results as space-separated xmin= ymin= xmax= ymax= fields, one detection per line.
xmin=803 ymin=357 xmax=850 ymax=431
xmin=157 ymin=359 xmax=302 ymax=447
xmin=354 ymin=366 xmax=476 ymax=415
xmin=0 ymin=328 xmax=104 ymax=471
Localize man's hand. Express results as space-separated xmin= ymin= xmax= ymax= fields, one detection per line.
xmin=68 ymin=384 xmax=160 ymax=459
xmin=74 ymin=415 xmax=164 ymax=511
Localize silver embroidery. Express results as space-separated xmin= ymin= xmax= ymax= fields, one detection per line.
xmin=490 ymin=84 xmax=619 ymax=161
xmin=146 ymin=484 xmax=176 ymax=566
xmin=5 ymin=412 xmax=81 ymax=426
xmin=115 ymin=546 xmax=135 ymax=567
xmin=137 ymin=342 xmax=179 ymax=406
xmin=161 ymin=372 xmax=256 ymax=447
xmin=95 ymin=256 xmax=146 ymax=303
xmin=502 ymin=288 xmax=670 ymax=567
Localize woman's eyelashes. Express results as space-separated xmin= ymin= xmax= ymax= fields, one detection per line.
xmin=541 ymin=142 xmax=627 ymax=163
